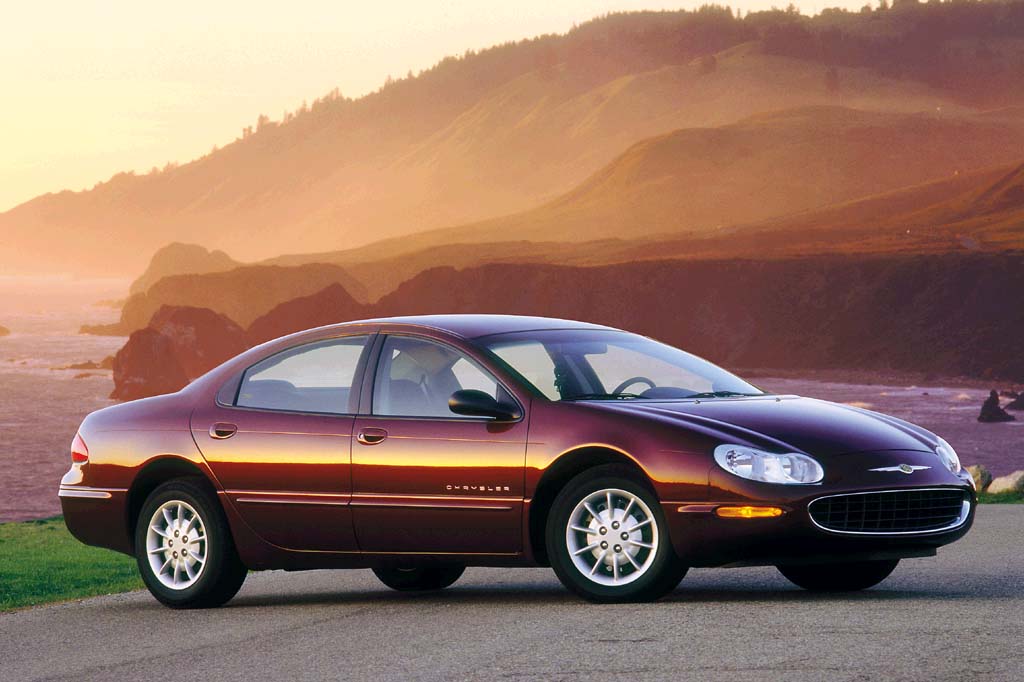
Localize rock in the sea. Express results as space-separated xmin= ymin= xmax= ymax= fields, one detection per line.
xmin=54 ymin=356 xmax=115 ymax=371
xmin=988 ymin=470 xmax=1024 ymax=495
xmin=1005 ymin=394 xmax=1024 ymax=411
xmin=111 ymin=328 xmax=190 ymax=400
xmin=0 ymin=325 xmax=9 ymax=337
xmin=147 ymin=305 xmax=248 ymax=379
xmin=110 ymin=306 xmax=249 ymax=400
xmin=978 ymin=389 xmax=1016 ymax=422
xmin=965 ymin=464 xmax=993 ymax=492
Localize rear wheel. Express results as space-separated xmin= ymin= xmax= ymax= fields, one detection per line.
xmin=372 ymin=564 xmax=465 ymax=592
xmin=777 ymin=559 xmax=899 ymax=592
xmin=135 ymin=478 xmax=247 ymax=608
xmin=546 ymin=465 xmax=686 ymax=603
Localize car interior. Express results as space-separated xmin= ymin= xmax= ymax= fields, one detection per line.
xmin=373 ymin=336 xmax=500 ymax=417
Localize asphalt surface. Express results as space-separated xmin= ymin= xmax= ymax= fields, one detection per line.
xmin=3 ymin=506 xmax=1022 ymax=682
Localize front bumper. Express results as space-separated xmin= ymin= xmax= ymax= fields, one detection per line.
xmin=665 ymin=450 xmax=976 ymax=568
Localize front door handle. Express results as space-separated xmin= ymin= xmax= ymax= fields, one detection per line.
xmin=357 ymin=427 xmax=388 ymax=445
xmin=209 ymin=422 xmax=238 ymax=439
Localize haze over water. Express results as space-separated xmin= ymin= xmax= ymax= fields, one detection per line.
xmin=0 ymin=295 xmax=124 ymax=521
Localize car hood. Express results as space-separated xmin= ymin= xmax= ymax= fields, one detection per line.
xmin=585 ymin=395 xmax=937 ymax=457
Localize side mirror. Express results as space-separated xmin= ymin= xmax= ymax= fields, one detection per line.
xmin=448 ymin=389 xmax=520 ymax=421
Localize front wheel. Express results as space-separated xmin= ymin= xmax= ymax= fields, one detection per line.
xmin=372 ymin=564 xmax=465 ymax=592
xmin=546 ymin=465 xmax=686 ymax=603
xmin=135 ymin=478 xmax=247 ymax=608
xmin=777 ymin=559 xmax=899 ymax=592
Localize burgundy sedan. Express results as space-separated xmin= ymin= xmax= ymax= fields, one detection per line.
xmin=60 ymin=315 xmax=975 ymax=607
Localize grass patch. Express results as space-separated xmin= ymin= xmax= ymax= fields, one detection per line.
xmin=0 ymin=516 xmax=141 ymax=612
xmin=978 ymin=491 xmax=1024 ymax=504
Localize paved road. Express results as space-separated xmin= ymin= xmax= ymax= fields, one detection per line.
xmin=3 ymin=507 xmax=1022 ymax=682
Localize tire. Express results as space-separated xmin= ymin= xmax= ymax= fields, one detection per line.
xmin=777 ymin=559 xmax=899 ymax=592
xmin=372 ymin=564 xmax=465 ymax=592
xmin=135 ymin=478 xmax=247 ymax=609
xmin=546 ymin=465 xmax=687 ymax=603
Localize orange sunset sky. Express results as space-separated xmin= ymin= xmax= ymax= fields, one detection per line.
xmin=1 ymin=1 xmax=872 ymax=213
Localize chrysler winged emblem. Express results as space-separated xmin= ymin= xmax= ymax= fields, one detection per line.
xmin=869 ymin=464 xmax=931 ymax=474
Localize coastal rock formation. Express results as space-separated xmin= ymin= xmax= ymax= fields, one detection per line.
xmin=147 ymin=306 xmax=248 ymax=380
xmin=110 ymin=306 xmax=248 ymax=400
xmin=247 ymin=284 xmax=368 ymax=346
xmin=988 ymin=470 xmax=1024 ymax=495
xmin=965 ymin=464 xmax=992 ymax=493
xmin=106 ymin=252 xmax=1024 ymax=395
xmin=129 ymin=242 xmax=239 ymax=295
xmin=82 ymin=263 xmax=366 ymax=335
xmin=53 ymin=356 xmax=114 ymax=371
xmin=111 ymin=329 xmax=189 ymax=400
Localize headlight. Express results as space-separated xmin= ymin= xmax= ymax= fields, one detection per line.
xmin=714 ymin=444 xmax=824 ymax=484
xmin=935 ymin=437 xmax=961 ymax=474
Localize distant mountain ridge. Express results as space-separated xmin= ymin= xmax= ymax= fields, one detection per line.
xmin=4 ymin=3 xmax=1023 ymax=276
xmin=111 ymin=149 xmax=1024 ymax=326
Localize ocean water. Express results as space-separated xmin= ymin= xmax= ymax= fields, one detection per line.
xmin=758 ymin=377 xmax=1023 ymax=479
xmin=0 ymin=308 xmax=125 ymax=521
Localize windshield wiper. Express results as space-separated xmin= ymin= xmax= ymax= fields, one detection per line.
xmin=564 ymin=393 xmax=647 ymax=401
xmin=687 ymin=390 xmax=761 ymax=399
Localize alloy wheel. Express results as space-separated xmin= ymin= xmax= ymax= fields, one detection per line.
xmin=145 ymin=500 xmax=208 ymax=590
xmin=565 ymin=488 xmax=659 ymax=586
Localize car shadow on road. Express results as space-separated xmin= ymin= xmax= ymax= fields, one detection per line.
xmin=216 ymin=581 xmax=999 ymax=611
xmin=224 ymin=584 xmax=577 ymax=609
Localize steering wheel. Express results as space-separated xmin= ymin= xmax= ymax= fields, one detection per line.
xmin=611 ymin=376 xmax=656 ymax=395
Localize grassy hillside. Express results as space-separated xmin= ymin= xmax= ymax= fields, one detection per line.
xmin=248 ymin=105 xmax=1024 ymax=288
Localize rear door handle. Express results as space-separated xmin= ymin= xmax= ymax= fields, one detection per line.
xmin=210 ymin=422 xmax=238 ymax=439
xmin=357 ymin=427 xmax=388 ymax=445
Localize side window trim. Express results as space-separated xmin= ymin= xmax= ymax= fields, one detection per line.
xmin=217 ymin=332 xmax=377 ymax=416
xmin=365 ymin=333 xmax=524 ymax=422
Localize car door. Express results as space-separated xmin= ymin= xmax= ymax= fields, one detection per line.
xmin=191 ymin=334 xmax=373 ymax=551
xmin=351 ymin=334 xmax=528 ymax=555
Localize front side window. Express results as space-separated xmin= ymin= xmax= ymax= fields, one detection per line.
xmin=373 ymin=336 xmax=506 ymax=418
xmin=235 ymin=336 xmax=370 ymax=414
xmin=483 ymin=329 xmax=762 ymax=401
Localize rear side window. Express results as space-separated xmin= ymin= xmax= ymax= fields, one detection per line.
xmin=236 ymin=336 xmax=370 ymax=414
xmin=373 ymin=335 xmax=506 ymax=418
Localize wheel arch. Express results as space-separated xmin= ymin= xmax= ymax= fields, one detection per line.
xmin=528 ymin=446 xmax=651 ymax=566
xmin=125 ymin=456 xmax=219 ymax=552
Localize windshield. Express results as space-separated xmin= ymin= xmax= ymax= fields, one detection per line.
xmin=479 ymin=329 xmax=763 ymax=401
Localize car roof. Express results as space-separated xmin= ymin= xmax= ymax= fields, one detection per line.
xmin=342 ymin=314 xmax=617 ymax=339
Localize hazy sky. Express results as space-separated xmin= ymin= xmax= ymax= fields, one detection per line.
xmin=1 ymin=1 xmax=864 ymax=212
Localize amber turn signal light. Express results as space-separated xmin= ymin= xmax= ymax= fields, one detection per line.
xmin=714 ymin=505 xmax=783 ymax=518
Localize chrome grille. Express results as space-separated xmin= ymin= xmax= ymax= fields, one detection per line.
xmin=808 ymin=488 xmax=967 ymax=534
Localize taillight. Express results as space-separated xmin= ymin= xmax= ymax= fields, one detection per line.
xmin=71 ymin=433 xmax=89 ymax=464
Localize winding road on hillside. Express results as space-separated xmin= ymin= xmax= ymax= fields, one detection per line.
xmin=3 ymin=506 xmax=1022 ymax=682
